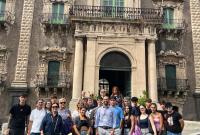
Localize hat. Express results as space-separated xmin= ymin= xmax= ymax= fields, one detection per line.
xmin=165 ymin=102 xmax=173 ymax=108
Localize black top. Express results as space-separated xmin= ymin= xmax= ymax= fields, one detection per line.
xmin=9 ymin=104 xmax=31 ymax=129
xmin=74 ymin=116 xmax=91 ymax=131
xmin=123 ymin=115 xmax=131 ymax=128
xmin=165 ymin=112 xmax=183 ymax=133
xmin=138 ymin=116 xmax=149 ymax=129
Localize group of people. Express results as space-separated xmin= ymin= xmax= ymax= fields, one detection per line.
xmin=5 ymin=86 xmax=184 ymax=135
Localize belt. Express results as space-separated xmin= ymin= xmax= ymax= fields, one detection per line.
xmin=99 ymin=126 xmax=112 ymax=129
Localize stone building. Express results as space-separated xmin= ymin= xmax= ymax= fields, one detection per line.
xmin=0 ymin=0 xmax=200 ymax=124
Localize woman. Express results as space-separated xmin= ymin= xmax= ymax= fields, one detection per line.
xmin=72 ymin=100 xmax=84 ymax=121
xmin=150 ymin=103 xmax=163 ymax=135
xmin=111 ymin=86 xmax=123 ymax=107
xmin=123 ymin=106 xmax=132 ymax=135
xmin=40 ymin=103 xmax=63 ymax=135
xmin=73 ymin=106 xmax=92 ymax=135
xmin=138 ymin=105 xmax=157 ymax=135
xmin=44 ymin=100 xmax=51 ymax=113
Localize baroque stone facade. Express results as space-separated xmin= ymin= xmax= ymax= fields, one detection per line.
xmin=0 ymin=0 xmax=200 ymax=124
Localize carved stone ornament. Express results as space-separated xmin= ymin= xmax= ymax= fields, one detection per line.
xmin=74 ymin=22 xmax=158 ymax=36
xmin=157 ymin=50 xmax=186 ymax=68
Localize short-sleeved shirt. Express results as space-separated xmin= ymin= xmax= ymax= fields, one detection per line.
xmin=9 ymin=104 xmax=31 ymax=129
xmin=165 ymin=112 xmax=183 ymax=133
xmin=29 ymin=108 xmax=46 ymax=133
xmin=111 ymin=106 xmax=124 ymax=128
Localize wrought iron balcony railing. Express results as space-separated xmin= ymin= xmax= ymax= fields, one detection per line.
xmin=69 ymin=5 xmax=162 ymax=24
xmin=162 ymin=19 xmax=185 ymax=29
xmin=157 ymin=77 xmax=189 ymax=92
xmin=40 ymin=13 xmax=68 ymax=25
xmin=35 ymin=73 xmax=71 ymax=88
xmin=0 ymin=11 xmax=15 ymax=24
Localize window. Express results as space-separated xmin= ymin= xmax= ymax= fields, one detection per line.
xmin=52 ymin=3 xmax=64 ymax=24
xmin=0 ymin=0 xmax=6 ymax=21
xmin=163 ymin=8 xmax=174 ymax=29
xmin=101 ymin=0 xmax=124 ymax=17
xmin=47 ymin=61 xmax=60 ymax=86
xmin=165 ymin=65 xmax=176 ymax=90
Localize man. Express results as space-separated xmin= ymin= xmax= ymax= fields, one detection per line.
xmin=95 ymin=96 xmax=116 ymax=135
xmin=90 ymin=97 xmax=103 ymax=135
xmin=165 ymin=102 xmax=184 ymax=135
xmin=27 ymin=99 xmax=46 ymax=135
xmin=40 ymin=103 xmax=63 ymax=135
xmin=58 ymin=98 xmax=72 ymax=135
xmin=7 ymin=93 xmax=31 ymax=135
xmin=86 ymin=97 xmax=96 ymax=118
xmin=110 ymin=96 xmax=124 ymax=135
xmin=145 ymin=98 xmax=152 ymax=115
xmin=130 ymin=97 xmax=140 ymax=116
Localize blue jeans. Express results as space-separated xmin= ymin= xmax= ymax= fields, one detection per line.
xmin=167 ymin=131 xmax=182 ymax=135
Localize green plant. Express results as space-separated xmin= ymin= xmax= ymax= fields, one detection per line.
xmin=138 ymin=90 xmax=148 ymax=106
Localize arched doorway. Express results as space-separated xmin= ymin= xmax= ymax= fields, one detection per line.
xmin=99 ymin=51 xmax=131 ymax=96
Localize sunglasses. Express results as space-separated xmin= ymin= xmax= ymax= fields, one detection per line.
xmin=60 ymin=102 xmax=66 ymax=104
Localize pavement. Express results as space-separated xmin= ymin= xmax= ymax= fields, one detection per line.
xmin=0 ymin=120 xmax=200 ymax=135
xmin=183 ymin=121 xmax=200 ymax=135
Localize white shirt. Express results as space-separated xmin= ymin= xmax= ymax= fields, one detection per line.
xmin=29 ymin=108 xmax=46 ymax=133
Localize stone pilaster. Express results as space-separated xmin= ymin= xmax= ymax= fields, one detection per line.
xmin=190 ymin=0 xmax=200 ymax=93
xmin=83 ymin=36 xmax=97 ymax=95
xmin=148 ymin=39 xmax=158 ymax=102
xmin=11 ymin=0 xmax=35 ymax=87
xmin=69 ymin=37 xmax=84 ymax=111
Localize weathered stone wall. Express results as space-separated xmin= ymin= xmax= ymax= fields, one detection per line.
xmin=183 ymin=0 xmax=200 ymax=120
xmin=0 ymin=0 xmax=24 ymax=123
xmin=190 ymin=0 xmax=200 ymax=92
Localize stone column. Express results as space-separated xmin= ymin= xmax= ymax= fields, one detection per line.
xmin=148 ymin=39 xmax=158 ymax=102
xmin=83 ymin=36 xmax=97 ymax=95
xmin=190 ymin=0 xmax=200 ymax=93
xmin=11 ymin=0 xmax=35 ymax=88
xmin=72 ymin=37 xmax=84 ymax=99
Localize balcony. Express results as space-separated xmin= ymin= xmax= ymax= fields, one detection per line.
xmin=161 ymin=19 xmax=185 ymax=30
xmin=41 ymin=13 xmax=68 ymax=25
xmin=157 ymin=77 xmax=189 ymax=97
xmin=69 ymin=5 xmax=162 ymax=24
xmin=35 ymin=72 xmax=71 ymax=97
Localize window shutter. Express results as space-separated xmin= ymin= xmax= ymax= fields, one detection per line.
xmin=165 ymin=65 xmax=176 ymax=90
xmin=48 ymin=61 xmax=60 ymax=86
